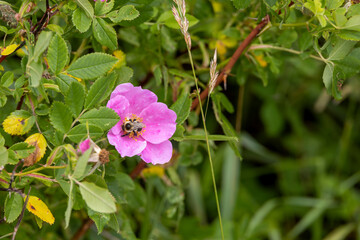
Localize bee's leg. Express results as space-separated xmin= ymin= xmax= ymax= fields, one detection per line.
xmin=121 ymin=132 xmax=130 ymax=137
xmin=133 ymin=131 xmax=137 ymax=137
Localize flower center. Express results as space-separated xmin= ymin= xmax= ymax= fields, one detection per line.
xmin=121 ymin=114 xmax=145 ymax=140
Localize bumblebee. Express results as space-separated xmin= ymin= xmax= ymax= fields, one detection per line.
xmin=121 ymin=117 xmax=145 ymax=137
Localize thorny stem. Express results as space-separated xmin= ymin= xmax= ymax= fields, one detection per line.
xmin=187 ymin=47 xmax=225 ymax=240
xmin=191 ymin=15 xmax=270 ymax=110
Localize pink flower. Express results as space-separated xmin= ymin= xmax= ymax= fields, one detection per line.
xmin=107 ymin=83 xmax=177 ymax=165
xmin=78 ymin=139 xmax=91 ymax=154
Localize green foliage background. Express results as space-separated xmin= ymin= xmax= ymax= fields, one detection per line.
xmin=0 ymin=0 xmax=360 ymax=239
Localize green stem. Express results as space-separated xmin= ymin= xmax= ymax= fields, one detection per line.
xmin=187 ymin=47 xmax=225 ymax=240
xmin=13 ymin=165 xmax=67 ymax=177
xmin=63 ymin=109 xmax=87 ymax=142
xmin=249 ymin=44 xmax=325 ymax=62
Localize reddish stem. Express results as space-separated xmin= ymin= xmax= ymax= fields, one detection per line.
xmin=191 ymin=15 xmax=270 ymax=110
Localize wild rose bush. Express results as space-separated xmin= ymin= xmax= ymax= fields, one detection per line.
xmin=1 ymin=0 xmax=360 ymax=239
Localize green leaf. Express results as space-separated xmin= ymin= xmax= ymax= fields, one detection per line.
xmin=288 ymin=200 xmax=332 ymax=239
xmin=0 ymin=133 xmax=4 ymax=146
xmin=333 ymin=8 xmax=347 ymax=27
xmin=157 ymin=11 xmax=199 ymax=29
xmin=56 ymin=74 xmax=78 ymax=93
xmin=0 ymin=146 xmax=8 ymax=166
xmin=33 ymin=31 xmax=53 ymax=62
xmin=0 ymin=71 xmax=13 ymax=88
xmin=327 ymin=0 xmax=344 ymax=10
xmin=65 ymin=179 xmax=74 ymax=228
xmin=88 ymin=209 xmax=110 ymax=233
xmin=322 ymin=63 xmax=334 ymax=92
xmin=72 ymin=7 xmax=92 ymax=33
xmin=0 ymin=95 xmax=6 ymax=107
xmin=264 ymin=0 xmax=277 ymax=7
xmin=327 ymin=39 xmax=356 ymax=60
xmin=47 ymin=34 xmax=69 ymax=75
xmin=332 ymin=65 xmax=344 ymax=100
xmin=92 ymin=18 xmax=118 ymax=51
xmin=107 ymin=5 xmax=139 ymax=22
xmin=75 ymin=0 xmax=94 ymax=18
xmin=67 ymin=124 xmax=104 ymax=143
xmin=84 ymin=73 xmax=117 ymax=109
xmin=67 ymin=53 xmax=118 ymax=80
xmin=170 ymin=124 xmax=185 ymax=141
xmin=246 ymin=200 xmax=278 ymax=237
xmin=323 ymin=223 xmax=355 ymax=240
xmin=116 ymin=66 xmax=133 ymax=83
xmin=78 ymin=107 xmax=119 ymax=131
xmin=49 ymin=102 xmax=73 ymax=133
xmin=170 ymin=91 xmax=191 ymax=124
xmin=73 ymin=148 xmax=92 ymax=179
xmin=343 ymin=15 xmax=360 ymax=31
xmin=95 ymin=0 xmax=114 ymax=15
xmin=154 ymin=65 xmax=162 ymax=86
xmin=66 ymin=81 xmax=85 ymax=117
xmin=231 ymin=0 xmax=251 ymax=9
xmin=4 ymin=194 xmax=23 ymax=223
xmin=9 ymin=142 xmax=35 ymax=159
xmin=78 ymin=181 xmax=116 ymax=213
xmin=118 ymin=5 xmax=154 ymax=27
xmin=338 ymin=30 xmax=360 ymax=41
xmin=27 ymin=59 xmax=43 ymax=88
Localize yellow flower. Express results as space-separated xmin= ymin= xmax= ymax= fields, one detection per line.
xmin=2 ymin=111 xmax=34 ymax=135
xmin=142 ymin=166 xmax=165 ymax=178
xmin=210 ymin=35 xmax=237 ymax=60
xmin=1 ymin=44 xmax=19 ymax=56
xmin=110 ymin=50 xmax=126 ymax=72
xmin=24 ymin=133 xmax=47 ymax=166
xmin=25 ymin=196 xmax=55 ymax=225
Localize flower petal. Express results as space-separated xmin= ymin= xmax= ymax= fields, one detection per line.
xmin=110 ymin=83 xmax=157 ymax=115
xmin=108 ymin=129 xmax=147 ymax=157
xmin=140 ymin=102 xmax=177 ymax=144
xmin=106 ymin=95 xmax=130 ymax=119
xmin=140 ymin=140 xmax=173 ymax=165
xmin=78 ymin=139 xmax=91 ymax=153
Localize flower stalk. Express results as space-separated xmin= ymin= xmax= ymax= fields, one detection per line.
xmin=172 ymin=1 xmax=224 ymax=238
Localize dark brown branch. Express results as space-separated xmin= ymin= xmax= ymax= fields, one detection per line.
xmin=0 ymin=1 xmax=58 ymax=64
xmin=130 ymin=161 xmax=147 ymax=179
xmin=71 ymin=218 xmax=94 ymax=240
xmin=12 ymin=187 xmax=31 ymax=240
xmin=191 ymin=15 xmax=270 ymax=110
